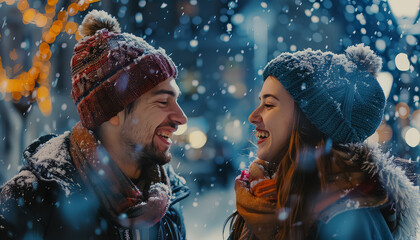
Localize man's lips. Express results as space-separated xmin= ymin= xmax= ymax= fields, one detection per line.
xmin=155 ymin=127 xmax=176 ymax=147
xmin=156 ymin=134 xmax=172 ymax=145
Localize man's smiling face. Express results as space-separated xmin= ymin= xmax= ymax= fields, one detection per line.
xmin=120 ymin=77 xmax=187 ymax=164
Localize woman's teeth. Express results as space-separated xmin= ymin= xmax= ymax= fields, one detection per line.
xmin=256 ymin=131 xmax=269 ymax=138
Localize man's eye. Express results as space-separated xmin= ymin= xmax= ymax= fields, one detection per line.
xmin=264 ymin=104 xmax=274 ymax=108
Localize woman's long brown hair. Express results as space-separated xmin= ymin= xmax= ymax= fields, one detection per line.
xmin=225 ymin=103 xmax=332 ymax=240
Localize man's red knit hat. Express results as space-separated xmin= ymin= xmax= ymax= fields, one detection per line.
xmin=71 ymin=10 xmax=178 ymax=129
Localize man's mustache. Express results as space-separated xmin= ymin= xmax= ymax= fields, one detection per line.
xmin=156 ymin=121 xmax=178 ymax=130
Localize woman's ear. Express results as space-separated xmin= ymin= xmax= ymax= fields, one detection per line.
xmin=108 ymin=115 xmax=120 ymax=126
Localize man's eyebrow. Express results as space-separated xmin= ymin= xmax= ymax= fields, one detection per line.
xmin=259 ymin=94 xmax=280 ymax=101
xmin=152 ymin=89 xmax=180 ymax=98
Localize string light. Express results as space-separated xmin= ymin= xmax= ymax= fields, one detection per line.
xmin=0 ymin=0 xmax=100 ymax=116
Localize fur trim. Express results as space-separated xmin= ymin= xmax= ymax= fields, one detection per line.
xmin=369 ymin=144 xmax=419 ymax=240
xmin=339 ymin=143 xmax=420 ymax=239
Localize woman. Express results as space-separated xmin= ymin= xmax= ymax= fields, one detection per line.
xmin=226 ymin=44 xmax=419 ymax=239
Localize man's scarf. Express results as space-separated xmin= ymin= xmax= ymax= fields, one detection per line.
xmin=69 ymin=122 xmax=171 ymax=228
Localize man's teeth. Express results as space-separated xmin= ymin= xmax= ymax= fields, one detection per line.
xmin=256 ymin=131 xmax=269 ymax=138
xmin=158 ymin=133 xmax=171 ymax=139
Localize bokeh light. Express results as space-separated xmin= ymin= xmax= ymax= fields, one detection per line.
xmin=376 ymin=72 xmax=393 ymax=99
xmin=404 ymin=127 xmax=420 ymax=147
xmin=174 ymin=124 xmax=188 ymax=136
xmin=395 ymin=53 xmax=410 ymax=71
xmin=188 ymin=130 xmax=207 ymax=149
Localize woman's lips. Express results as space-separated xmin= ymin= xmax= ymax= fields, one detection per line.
xmin=257 ymin=137 xmax=268 ymax=145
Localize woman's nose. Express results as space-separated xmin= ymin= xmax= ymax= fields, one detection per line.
xmin=248 ymin=106 xmax=262 ymax=125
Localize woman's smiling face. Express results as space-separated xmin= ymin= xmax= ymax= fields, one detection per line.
xmin=248 ymin=76 xmax=296 ymax=162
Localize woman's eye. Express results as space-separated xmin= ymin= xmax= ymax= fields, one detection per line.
xmin=264 ymin=104 xmax=274 ymax=108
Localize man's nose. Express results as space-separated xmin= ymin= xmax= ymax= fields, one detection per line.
xmin=171 ymin=103 xmax=188 ymax=125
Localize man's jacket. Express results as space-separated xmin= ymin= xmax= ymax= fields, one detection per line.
xmin=0 ymin=133 xmax=190 ymax=240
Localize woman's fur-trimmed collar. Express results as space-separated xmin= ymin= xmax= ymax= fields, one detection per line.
xmin=319 ymin=142 xmax=419 ymax=239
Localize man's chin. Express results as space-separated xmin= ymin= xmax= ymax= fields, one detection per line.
xmin=156 ymin=149 xmax=171 ymax=165
xmin=138 ymin=144 xmax=171 ymax=166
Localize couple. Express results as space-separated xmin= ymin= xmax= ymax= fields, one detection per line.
xmin=0 ymin=10 xmax=418 ymax=240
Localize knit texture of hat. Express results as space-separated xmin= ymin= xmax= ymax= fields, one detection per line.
xmin=71 ymin=10 xmax=177 ymax=129
xmin=263 ymin=44 xmax=385 ymax=144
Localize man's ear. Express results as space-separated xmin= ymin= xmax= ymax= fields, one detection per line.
xmin=109 ymin=115 xmax=120 ymax=126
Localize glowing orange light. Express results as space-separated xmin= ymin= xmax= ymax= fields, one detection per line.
xmin=65 ymin=22 xmax=78 ymax=34
xmin=24 ymin=79 xmax=35 ymax=91
xmin=33 ymin=60 xmax=43 ymax=68
xmin=35 ymin=14 xmax=48 ymax=27
xmin=17 ymin=0 xmax=28 ymax=11
xmin=57 ymin=11 xmax=68 ymax=21
xmin=28 ymin=67 xmax=40 ymax=79
xmin=75 ymin=30 xmax=82 ymax=41
xmin=39 ymin=72 xmax=49 ymax=80
xmin=5 ymin=79 xmax=25 ymax=92
xmin=78 ymin=1 xmax=90 ymax=11
xmin=37 ymin=86 xmax=49 ymax=99
xmin=39 ymin=42 xmax=50 ymax=55
xmin=12 ymin=91 xmax=22 ymax=100
xmin=1 ymin=0 xmax=101 ymax=116
xmin=67 ymin=3 xmax=79 ymax=16
xmin=45 ymin=4 xmax=56 ymax=14
xmin=23 ymin=8 xmax=36 ymax=23
xmin=40 ymin=50 xmax=52 ymax=61
xmin=41 ymin=62 xmax=51 ymax=72
xmin=47 ymin=0 xmax=58 ymax=5
xmin=50 ymin=20 xmax=63 ymax=34
xmin=42 ymin=31 xmax=56 ymax=44
xmin=36 ymin=86 xmax=52 ymax=115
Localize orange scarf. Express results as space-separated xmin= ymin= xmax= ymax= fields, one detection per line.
xmin=235 ymin=159 xmax=279 ymax=240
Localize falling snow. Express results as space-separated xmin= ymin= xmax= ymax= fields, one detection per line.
xmin=0 ymin=0 xmax=419 ymax=239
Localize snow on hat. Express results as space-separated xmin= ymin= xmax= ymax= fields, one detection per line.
xmin=71 ymin=10 xmax=177 ymax=129
xmin=263 ymin=44 xmax=385 ymax=144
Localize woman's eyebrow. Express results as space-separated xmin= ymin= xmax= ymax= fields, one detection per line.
xmin=259 ymin=94 xmax=280 ymax=101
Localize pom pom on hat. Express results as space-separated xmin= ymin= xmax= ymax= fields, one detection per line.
xmin=345 ymin=43 xmax=382 ymax=77
xmin=78 ymin=10 xmax=121 ymax=37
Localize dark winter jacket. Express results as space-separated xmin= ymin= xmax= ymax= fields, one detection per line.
xmin=229 ymin=143 xmax=419 ymax=240
xmin=309 ymin=143 xmax=419 ymax=240
xmin=0 ymin=133 xmax=190 ymax=240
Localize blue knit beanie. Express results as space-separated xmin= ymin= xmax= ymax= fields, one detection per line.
xmin=263 ymin=44 xmax=385 ymax=144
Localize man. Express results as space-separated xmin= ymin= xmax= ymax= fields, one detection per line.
xmin=0 ymin=10 xmax=189 ymax=240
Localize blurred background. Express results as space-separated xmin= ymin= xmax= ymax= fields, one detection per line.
xmin=0 ymin=0 xmax=419 ymax=239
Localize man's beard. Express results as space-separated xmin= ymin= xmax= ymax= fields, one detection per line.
xmin=135 ymin=143 xmax=171 ymax=166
